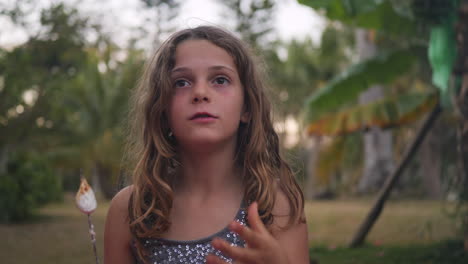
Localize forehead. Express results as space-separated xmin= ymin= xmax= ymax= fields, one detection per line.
xmin=173 ymin=40 xmax=237 ymax=71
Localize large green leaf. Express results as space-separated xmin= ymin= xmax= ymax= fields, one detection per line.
xmin=305 ymin=49 xmax=416 ymax=122
xmin=307 ymin=91 xmax=438 ymax=136
xmin=298 ymin=0 xmax=415 ymax=35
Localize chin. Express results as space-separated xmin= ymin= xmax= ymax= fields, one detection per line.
xmin=178 ymin=135 xmax=236 ymax=150
xmin=187 ymin=137 xmax=223 ymax=146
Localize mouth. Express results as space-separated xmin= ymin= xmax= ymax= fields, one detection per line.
xmin=190 ymin=112 xmax=218 ymax=120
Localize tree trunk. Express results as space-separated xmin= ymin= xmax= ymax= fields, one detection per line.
xmin=349 ymin=103 xmax=442 ymax=247
xmin=457 ymin=74 xmax=468 ymax=251
xmin=458 ymin=120 xmax=468 ymax=251
xmin=358 ymin=126 xmax=394 ymax=193
xmin=454 ymin=1 xmax=468 ymax=251
xmin=355 ymin=29 xmax=394 ymax=193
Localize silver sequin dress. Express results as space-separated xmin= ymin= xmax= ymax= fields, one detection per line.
xmin=133 ymin=200 xmax=248 ymax=264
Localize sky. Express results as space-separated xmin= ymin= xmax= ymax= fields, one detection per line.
xmin=178 ymin=0 xmax=326 ymax=41
xmin=0 ymin=0 xmax=326 ymax=49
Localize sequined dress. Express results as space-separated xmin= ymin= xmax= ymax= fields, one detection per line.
xmin=133 ymin=200 xmax=248 ymax=264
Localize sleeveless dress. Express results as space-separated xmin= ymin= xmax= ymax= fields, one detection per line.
xmin=133 ymin=200 xmax=248 ymax=264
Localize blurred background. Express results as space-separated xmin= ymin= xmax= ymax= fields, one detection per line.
xmin=0 ymin=0 xmax=467 ymax=263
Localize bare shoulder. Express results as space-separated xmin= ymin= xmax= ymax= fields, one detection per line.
xmin=106 ymin=184 xmax=133 ymax=233
xmin=270 ymin=180 xmax=309 ymax=264
xmin=110 ymin=185 xmax=134 ymax=212
xmin=272 ymin=181 xmax=291 ymax=214
xmin=104 ymin=185 xmax=135 ymax=264
xmin=271 ymin=180 xmax=303 ymax=230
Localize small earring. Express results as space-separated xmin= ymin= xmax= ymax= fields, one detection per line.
xmin=168 ymin=131 xmax=173 ymax=138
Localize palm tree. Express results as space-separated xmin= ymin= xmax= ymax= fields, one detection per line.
xmin=53 ymin=43 xmax=143 ymax=199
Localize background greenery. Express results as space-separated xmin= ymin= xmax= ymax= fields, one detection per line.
xmin=0 ymin=0 xmax=466 ymax=262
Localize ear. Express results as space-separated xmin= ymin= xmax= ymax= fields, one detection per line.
xmin=240 ymin=110 xmax=250 ymax=123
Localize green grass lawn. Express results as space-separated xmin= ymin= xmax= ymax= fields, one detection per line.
xmin=310 ymin=240 xmax=467 ymax=264
xmin=0 ymin=193 xmax=465 ymax=264
xmin=305 ymin=199 xmax=458 ymax=246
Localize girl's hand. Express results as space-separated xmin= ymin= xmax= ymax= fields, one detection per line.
xmin=206 ymin=202 xmax=290 ymax=264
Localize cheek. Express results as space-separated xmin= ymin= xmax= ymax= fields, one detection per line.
xmin=222 ymin=86 xmax=244 ymax=105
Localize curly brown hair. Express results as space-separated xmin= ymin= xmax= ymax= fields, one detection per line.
xmin=125 ymin=25 xmax=304 ymax=262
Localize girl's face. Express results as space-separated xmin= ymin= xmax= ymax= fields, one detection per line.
xmin=168 ymin=39 xmax=249 ymax=150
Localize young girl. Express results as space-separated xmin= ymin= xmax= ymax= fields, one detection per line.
xmin=104 ymin=26 xmax=309 ymax=264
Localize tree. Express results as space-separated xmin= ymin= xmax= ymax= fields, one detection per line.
xmin=0 ymin=2 xmax=142 ymax=202
xmin=269 ymin=25 xmax=353 ymax=119
xmin=298 ymin=0 xmax=461 ymax=247
xmin=51 ymin=39 xmax=143 ymax=199
xmin=266 ymin=24 xmax=354 ymax=197
xmin=217 ymin=0 xmax=275 ymax=50
xmin=354 ymin=29 xmax=395 ymax=193
xmin=0 ymin=3 xmax=90 ymax=220
xmin=0 ymin=3 xmax=89 ymax=168
xmin=140 ymin=0 xmax=181 ymax=46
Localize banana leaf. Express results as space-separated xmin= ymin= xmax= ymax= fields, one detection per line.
xmin=305 ymin=49 xmax=416 ymax=122
xmin=307 ymin=91 xmax=438 ymax=136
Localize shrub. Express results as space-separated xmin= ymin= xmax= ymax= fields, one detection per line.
xmin=0 ymin=151 xmax=62 ymax=222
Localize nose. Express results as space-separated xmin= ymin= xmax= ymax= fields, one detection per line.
xmin=192 ymin=82 xmax=210 ymax=104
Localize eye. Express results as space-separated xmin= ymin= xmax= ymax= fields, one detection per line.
xmin=213 ymin=76 xmax=230 ymax=86
xmin=174 ymin=79 xmax=190 ymax=88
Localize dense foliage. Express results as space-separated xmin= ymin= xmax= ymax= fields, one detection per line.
xmin=0 ymin=151 xmax=62 ymax=222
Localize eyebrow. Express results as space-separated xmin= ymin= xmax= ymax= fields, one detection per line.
xmin=171 ymin=65 xmax=236 ymax=74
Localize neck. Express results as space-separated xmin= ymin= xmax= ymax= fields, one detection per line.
xmin=174 ymin=140 xmax=243 ymax=199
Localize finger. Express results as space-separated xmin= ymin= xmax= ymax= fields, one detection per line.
xmin=206 ymin=254 xmax=229 ymax=264
xmin=247 ymin=201 xmax=268 ymax=234
xmin=228 ymin=220 xmax=263 ymax=248
xmin=211 ymin=237 xmax=256 ymax=262
xmin=206 ymin=254 xmax=245 ymax=264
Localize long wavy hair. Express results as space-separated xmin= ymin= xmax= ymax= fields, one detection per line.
xmin=126 ymin=26 xmax=304 ymax=261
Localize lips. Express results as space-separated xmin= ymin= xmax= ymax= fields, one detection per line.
xmin=190 ymin=112 xmax=218 ymax=120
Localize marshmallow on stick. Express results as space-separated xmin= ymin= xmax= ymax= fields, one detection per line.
xmin=76 ymin=177 xmax=100 ymax=264
xmin=76 ymin=177 xmax=97 ymax=214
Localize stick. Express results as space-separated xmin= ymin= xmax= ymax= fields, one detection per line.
xmin=87 ymin=214 xmax=100 ymax=264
